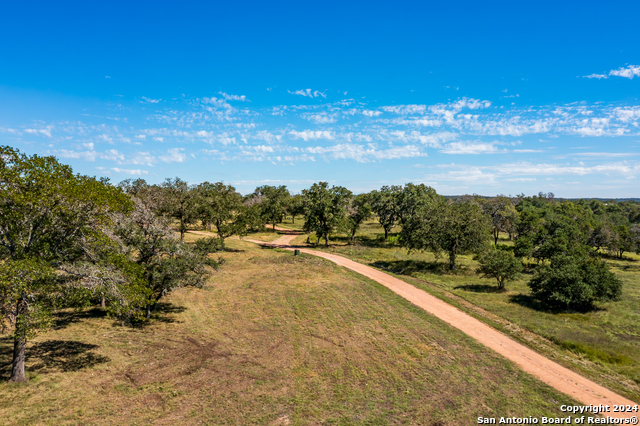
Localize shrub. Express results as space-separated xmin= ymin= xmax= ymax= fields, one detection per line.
xmin=528 ymin=254 xmax=622 ymax=310
xmin=476 ymin=249 xmax=523 ymax=290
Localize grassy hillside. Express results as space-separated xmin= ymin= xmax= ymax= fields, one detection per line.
xmin=284 ymin=219 xmax=640 ymax=402
xmin=1 ymin=234 xmax=578 ymax=425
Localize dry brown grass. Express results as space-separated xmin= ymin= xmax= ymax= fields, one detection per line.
xmin=0 ymin=235 xmax=579 ymax=425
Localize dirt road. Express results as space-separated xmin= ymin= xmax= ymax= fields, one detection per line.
xmin=192 ymin=229 xmax=638 ymax=414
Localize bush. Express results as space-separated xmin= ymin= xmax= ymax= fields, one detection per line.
xmin=528 ymin=254 xmax=622 ymax=310
xmin=476 ymin=249 xmax=523 ymax=290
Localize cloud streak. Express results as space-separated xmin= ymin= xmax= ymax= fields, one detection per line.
xmin=583 ymin=65 xmax=640 ymax=80
xmin=288 ymin=89 xmax=327 ymax=98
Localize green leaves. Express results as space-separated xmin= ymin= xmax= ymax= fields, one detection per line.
xmin=528 ymin=254 xmax=622 ymax=309
xmin=476 ymin=249 xmax=523 ymax=290
xmin=401 ymin=198 xmax=490 ymax=270
xmin=0 ymin=145 xmax=132 ymax=262
xmin=302 ymin=182 xmax=352 ymax=246
xmin=254 ymin=185 xmax=290 ymax=229
xmin=0 ymin=259 xmax=56 ymax=339
xmin=370 ymin=183 xmax=438 ymax=241
xmin=111 ymin=198 xmax=221 ymax=306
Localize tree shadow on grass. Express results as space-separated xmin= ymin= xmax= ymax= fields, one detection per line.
xmin=370 ymin=259 xmax=468 ymax=276
xmin=222 ymin=247 xmax=244 ymax=253
xmin=597 ymin=252 xmax=639 ymax=262
xmin=127 ymin=302 xmax=187 ymax=328
xmin=53 ymin=307 xmax=107 ymax=330
xmin=509 ymin=294 xmax=602 ymax=314
xmin=0 ymin=338 xmax=110 ymax=379
xmin=28 ymin=340 xmax=110 ymax=373
xmin=453 ymin=284 xmax=503 ymax=293
xmin=351 ymin=235 xmax=401 ymax=248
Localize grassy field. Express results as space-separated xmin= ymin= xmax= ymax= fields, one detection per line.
xmin=0 ymin=233 xmax=580 ymax=425
xmin=282 ymin=218 xmax=640 ymax=403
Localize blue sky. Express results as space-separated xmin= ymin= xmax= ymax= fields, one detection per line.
xmin=1 ymin=0 xmax=639 ymax=197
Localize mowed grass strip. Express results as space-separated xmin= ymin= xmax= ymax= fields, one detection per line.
xmin=286 ymin=219 xmax=640 ymax=402
xmin=1 ymin=235 xmax=577 ymax=425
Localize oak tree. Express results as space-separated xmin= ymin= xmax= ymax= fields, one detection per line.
xmin=0 ymin=146 xmax=133 ymax=382
xmin=302 ymin=182 xmax=352 ymax=247
xmin=401 ymin=198 xmax=490 ymax=270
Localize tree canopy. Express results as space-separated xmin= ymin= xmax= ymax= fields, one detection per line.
xmin=370 ymin=185 xmax=401 ymax=240
xmin=401 ymin=198 xmax=490 ymax=270
xmin=254 ymin=185 xmax=290 ymax=231
xmin=346 ymin=193 xmax=372 ymax=243
xmin=0 ymin=146 xmax=134 ymax=382
xmin=302 ymin=182 xmax=352 ymax=246
xmin=476 ymin=249 xmax=523 ymax=290
xmin=159 ymin=177 xmax=198 ymax=241
xmin=196 ymin=182 xmax=248 ymax=247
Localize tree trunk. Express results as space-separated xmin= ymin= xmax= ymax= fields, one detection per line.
xmin=325 ymin=233 xmax=329 ymax=247
xmin=494 ymin=229 xmax=499 ymax=246
xmin=101 ymin=296 xmax=106 ymax=309
xmin=9 ymin=328 xmax=27 ymax=382
xmin=351 ymin=230 xmax=356 ymax=243
xmin=449 ymin=249 xmax=456 ymax=271
xmin=180 ymin=216 xmax=185 ymax=241
xmin=306 ymin=235 xmax=310 ymax=244
xmin=292 ymin=216 xmax=295 ymax=224
xmin=146 ymin=305 xmax=152 ymax=320
xmin=384 ymin=227 xmax=389 ymax=241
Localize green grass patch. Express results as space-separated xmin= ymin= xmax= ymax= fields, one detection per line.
xmin=277 ymin=220 xmax=640 ymax=401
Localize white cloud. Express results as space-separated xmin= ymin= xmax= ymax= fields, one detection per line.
xmin=430 ymin=168 xmax=496 ymax=184
xmin=288 ymin=89 xmax=327 ymax=98
xmin=129 ymin=152 xmax=156 ymax=166
xmin=362 ymin=110 xmax=382 ymax=117
xmin=219 ymin=92 xmax=247 ymax=101
xmin=568 ymin=152 xmax=640 ymax=158
xmin=583 ymin=74 xmax=608 ymax=79
xmin=24 ymin=127 xmax=53 ymax=137
xmin=141 ymin=97 xmax=161 ymax=103
xmin=495 ymin=161 xmax=638 ymax=177
xmin=102 ymin=149 xmax=125 ymax=161
xmin=614 ymin=107 xmax=640 ymax=123
xmin=288 ymin=130 xmax=334 ymax=141
xmin=302 ymin=113 xmax=337 ymax=124
xmin=381 ymin=104 xmax=427 ymax=115
xmin=159 ymin=148 xmax=186 ymax=163
xmin=242 ymin=145 xmax=275 ymax=153
xmin=111 ymin=167 xmax=148 ymax=175
xmin=609 ymin=65 xmax=640 ymax=79
xmin=305 ymin=143 xmax=425 ymax=162
xmin=440 ymin=141 xmax=502 ymax=155
xmin=55 ymin=149 xmax=99 ymax=161
xmin=252 ymin=130 xmax=282 ymax=143
xmin=584 ymin=65 xmax=640 ymax=80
